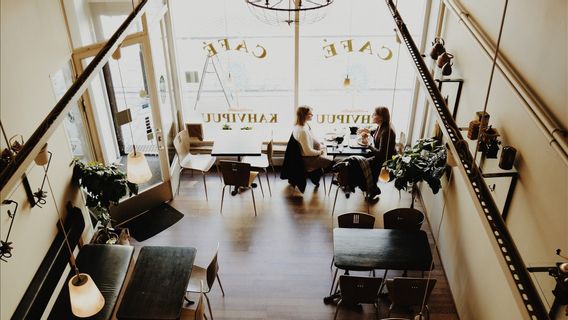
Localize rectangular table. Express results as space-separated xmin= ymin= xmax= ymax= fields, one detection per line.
xmin=333 ymin=228 xmax=433 ymax=271
xmin=211 ymin=130 xmax=262 ymax=159
xmin=117 ymin=246 xmax=196 ymax=320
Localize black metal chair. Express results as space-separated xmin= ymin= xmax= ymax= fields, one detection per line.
xmin=333 ymin=275 xmax=383 ymax=320
xmin=385 ymin=277 xmax=437 ymax=320
xmin=383 ymin=208 xmax=425 ymax=230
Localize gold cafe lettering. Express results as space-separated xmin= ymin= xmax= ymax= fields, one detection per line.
xmin=323 ymin=39 xmax=393 ymax=61
xmin=202 ymin=113 xmax=371 ymax=125
xmin=203 ymin=38 xmax=267 ymax=59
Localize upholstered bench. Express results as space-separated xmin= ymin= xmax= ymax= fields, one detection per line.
xmin=48 ymin=244 xmax=134 ymax=319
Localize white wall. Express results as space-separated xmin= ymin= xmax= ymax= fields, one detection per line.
xmin=0 ymin=0 xmax=89 ymax=318
xmin=419 ymin=0 xmax=568 ymax=319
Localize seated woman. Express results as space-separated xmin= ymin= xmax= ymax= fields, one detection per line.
xmin=292 ymin=105 xmax=334 ymax=186
xmin=358 ymin=106 xmax=397 ymax=183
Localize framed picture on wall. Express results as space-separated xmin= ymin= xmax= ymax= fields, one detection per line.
xmin=436 ymin=79 xmax=464 ymax=124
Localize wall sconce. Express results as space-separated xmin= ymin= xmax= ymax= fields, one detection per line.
xmin=0 ymin=200 xmax=18 ymax=262
xmin=22 ymin=143 xmax=52 ymax=208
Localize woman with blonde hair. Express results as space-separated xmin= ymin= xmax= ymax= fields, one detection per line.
xmin=292 ymin=105 xmax=334 ymax=186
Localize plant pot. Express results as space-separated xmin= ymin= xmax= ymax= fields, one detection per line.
xmin=92 ymin=229 xmax=119 ymax=245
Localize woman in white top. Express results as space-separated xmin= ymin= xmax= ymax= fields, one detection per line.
xmin=292 ymin=106 xmax=334 ymax=183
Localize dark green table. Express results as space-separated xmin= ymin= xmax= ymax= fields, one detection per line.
xmin=117 ymin=246 xmax=196 ymax=320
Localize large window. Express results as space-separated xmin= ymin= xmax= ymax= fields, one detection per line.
xmin=171 ymin=0 xmax=425 ymax=141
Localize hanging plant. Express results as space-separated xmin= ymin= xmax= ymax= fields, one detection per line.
xmin=383 ymin=138 xmax=447 ymax=207
xmin=70 ymin=159 xmax=138 ymax=243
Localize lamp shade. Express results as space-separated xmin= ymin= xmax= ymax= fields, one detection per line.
xmin=127 ymin=151 xmax=152 ymax=184
xmin=379 ymin=168 xmax=391 ymax=183
xmin=34 ymin=143 xmax=49 ymax=166
xmin=68 ymin=273 xmax=105 ymax=317
xmin=343 ymin=75 xmax=351 ymax=88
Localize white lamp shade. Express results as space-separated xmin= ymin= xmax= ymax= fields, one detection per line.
xmin=343 ymin=76 xmax=351 ymax=88
xmin=127 ymin=152 xmax=152 ymax=184
xmin=68 ymin=273 xmax=105 ymax=318
xmin=379 ymin=168 xmax=391 ymax=183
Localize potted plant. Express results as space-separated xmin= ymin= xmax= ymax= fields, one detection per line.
xmin=383 ymin=138 xmax=447 ymax=208
xmin=70 ymin=159 xmax=138 ymax=244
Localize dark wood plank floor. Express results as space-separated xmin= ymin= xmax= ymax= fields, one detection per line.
xmin=130 ymin=171 xmax=459 ymax=320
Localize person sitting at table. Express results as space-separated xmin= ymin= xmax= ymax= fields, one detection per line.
xmin=358 ymin=106 xmax=397 ymax=183
xmin=292 ymin=105 xmax=334 ymax=186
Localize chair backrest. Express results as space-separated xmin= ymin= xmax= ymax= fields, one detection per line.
xmin=219 ymin=161 xmax=251 ymax=187
xmin=206 ymin=242 xmax=221 ymax=290
xmin=174 ymin=130 xmax=191 ymax=160
xmin=338 ymin=212 xmax=375 ymax=229
xmin=195 ymin=280 xmax=206 ymax=320
xmin=385 ymin=277 xmax=437 ymax=308
xmin=335 ymin=162 xmax=351 ymax=187
xmin=383 ymin=208 xmax=425 ymax=230
xmin=339 ymin=275 xmax=382 ymax=305
xmin=266 ymin=139 xmax=274 ymax=164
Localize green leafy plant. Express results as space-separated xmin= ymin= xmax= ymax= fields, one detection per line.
xmin=70 ymin=159 xmax=138 ymax=243
xmin=384 ymin=138 xmax=447 ymax=207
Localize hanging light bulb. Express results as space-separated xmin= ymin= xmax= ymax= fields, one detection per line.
xmin=343 ymin=74 xmax=351 ymax=88
xmin=115 ymin=49 xmax=152 ymax=184
xmin=379 ymin=167 xmax=391 ymax=183
xmin=68 ymin=273 xmax=105 ymax=317
xmin=127 ymin=151 xmax=152 ymax=184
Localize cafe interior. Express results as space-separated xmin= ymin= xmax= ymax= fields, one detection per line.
xmin=1 ymin=0 xmax=566 ymax=319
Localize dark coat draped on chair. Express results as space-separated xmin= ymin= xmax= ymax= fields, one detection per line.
xmin=280 ymin=135 xmax=307 ymax=193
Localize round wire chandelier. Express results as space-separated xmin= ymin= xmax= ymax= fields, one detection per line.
xmin=246 ymin=0 xmax=334 ymax=25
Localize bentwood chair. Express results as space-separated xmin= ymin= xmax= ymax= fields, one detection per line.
xmin=219 ymin=161 xmax=259 ymax=216
xmin=333 ymin=275 xmax=383 ymax=320
xmin=186 ymin=242 xmax=225 ymax=320
xmin=385 ymin=277 xmax=437 ymax=320
xmin=242 ymin=139 xmax=274 ymax=196
xmin=174 ymin=130 xmax=217 ymax=200
xmin=183 ymin=280 xmax=207 ymax=320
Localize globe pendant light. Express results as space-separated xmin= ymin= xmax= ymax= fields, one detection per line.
xmin=114 ymin=47 xmax=152 ymax=184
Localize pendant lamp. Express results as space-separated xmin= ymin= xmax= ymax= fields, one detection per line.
xmin=343 ymin=74 xmax=351 ymax=88
xmin=113 ymin=47 xmax=152 ymax=184
xmin=45 ymin=166 xmax=105 ymax=317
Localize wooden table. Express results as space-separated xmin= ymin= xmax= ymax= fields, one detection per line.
xmin=326 ymin=134 xmax=372 ymax=157
xmin=211 ymin=130 xmax=262 ymax=160
xmin=116 ymin=246 xmax=196 ymax=320
xmin=324 ymin=228 xmax=433 ymax=303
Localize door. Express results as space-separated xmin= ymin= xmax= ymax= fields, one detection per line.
xmin=72 ymin=3 xmax=177 ymax=223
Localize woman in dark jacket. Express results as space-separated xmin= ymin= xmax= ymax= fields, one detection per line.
xmin=358 ymin=106 xmax=397 ymax=182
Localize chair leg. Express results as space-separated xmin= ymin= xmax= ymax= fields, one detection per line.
xmin=216 ymin=274 xmax=225 ymax=296
xmin=329 ymin=267 xmax=339 ymax=295
xmin=330 ymin=257 xmax=334 ymax=269
xmin=378 ymin=269 xmax=388 ymax=294
xmin=203 ymin=293 xmax=214 ymax=320
xmin=220 ymin=185 xmax=227 ymax=214
xmin=331 ymin=186 xmax=340 ymax=216
xmin=177 ymin=169 xmax=183 ymax=195
xmin=322 ymin=169 xmax=327 ymax=195
xmin=216 ymin=164 xmax=222 ymax=183
xmin=256 ymin=174 xmax=265 ymax=198
xmin=333 ymin=300 xmax=342 ymax=320
xmin=202 ymin=172 xmax=208 ymax=201
xmin=264 ymin=168 xmax=271 ymax=196
xmin=251 ymin=188 xmax=257 ymax=216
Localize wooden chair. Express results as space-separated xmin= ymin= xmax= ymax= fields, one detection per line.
xmin=219 ymin=161 xmax=259 ymax=216
xmin=186 ymin=243 xmax=225 ymax=320
xmin=173 ymin=130 xmax=217 ymax=200
xmin=383 ymin=208 xmax=425 ymax=230
xmin=333 ymin=275 xmax=383 ymax=320
xmin=242 ymin=139 xmax=274 ymax=196
xmin=385 ymin=277 xmax=437 ymax=320
xmin=183 ymin=280 xmax=208 ymax=320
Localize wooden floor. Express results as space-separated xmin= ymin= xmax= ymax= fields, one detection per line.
xmin=131 ymin=170 xmax=459 ymax=320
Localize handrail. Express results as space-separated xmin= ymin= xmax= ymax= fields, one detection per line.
xmin=384 ymin=0 xmax=549 ymax=318
xmin=0 ymin=0 xmax=149 ymax=193
xmin=442 ymin=0 xmax=568 ymax=166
